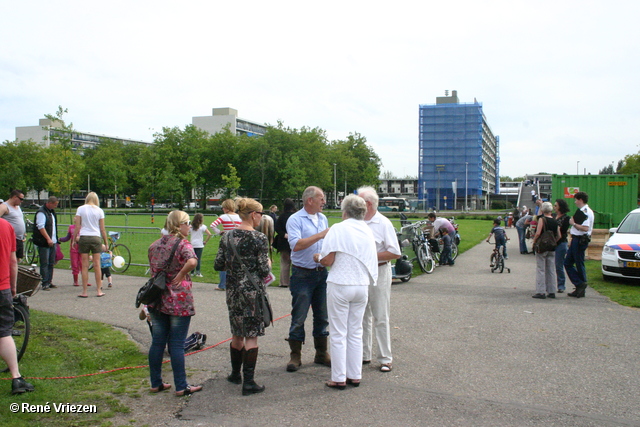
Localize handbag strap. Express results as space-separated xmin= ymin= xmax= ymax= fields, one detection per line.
xmin=162 ymin=237 xmax=183 ymax=273
xmin=227 ymin=230 xmax=264 ymax=294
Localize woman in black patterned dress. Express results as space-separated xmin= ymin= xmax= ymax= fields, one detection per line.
xmin=214 ymin=197 xmax=271 ymax=395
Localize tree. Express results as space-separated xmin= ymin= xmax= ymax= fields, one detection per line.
xmin=381 ymin=171 xmax=396 ymax=180
xmin=83 ymin=139 xmax=129 ymax=208
xmin=42 ymin=107 xmax=84 ymax=212
xmin=221 ymin=163 xmax=241 ymax=199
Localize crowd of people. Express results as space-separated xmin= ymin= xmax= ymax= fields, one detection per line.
xmin=0 ymin=186 xmax=595 ymax=397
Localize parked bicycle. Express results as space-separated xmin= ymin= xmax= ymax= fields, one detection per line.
xmin=21 ymin=219 xmax=39 ymax=266
xmin=401 ymin=220 xmax=435 ymax=274
xmin=88 ymin=231 xmax=131 ymax=273
xmin=1 ymin=266 xmax=41 ymax=372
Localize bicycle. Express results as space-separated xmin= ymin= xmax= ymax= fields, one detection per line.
xmin=488 ymin=240 xmax=511 ymax=274
xmin=1 ymin=266 xmax=41 ymax=372
xmin=21 ymin=219 xmax=39 ymax=266
xmin=401 ymin=220 xmax=435 ymax=274
xmin=89 ymin=231 xmax=131 ymax=273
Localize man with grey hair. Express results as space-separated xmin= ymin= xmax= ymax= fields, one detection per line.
xmin=285 ymin=186 xmax=331 ymax=371
xmin=357 ymin=186 xmax=401 ymax=372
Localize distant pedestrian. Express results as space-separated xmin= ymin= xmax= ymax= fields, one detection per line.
xmin=190 ymin=213 xmax=211 ymax=277
xmin=33 ymin=196 xmax=60 ymax=291
xmin=210 ymin=199 xmax=242 ymax=291
xmin=532 ymin=202 xmax=560 ymax=299
xmin=274 ymin=198 xmax=296 ymax=288
xmin=553 ymin=199 xmax=571 ymax=293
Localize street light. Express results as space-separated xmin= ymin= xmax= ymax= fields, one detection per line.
xmin=577 ymin=161 xmax=580 ymax=175
xmin=465 ymin=162 xmax=468 ymax=212
xmin=333 ymin=163 xmax=337 ymax=208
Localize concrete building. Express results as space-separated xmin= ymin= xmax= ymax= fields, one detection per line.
xmin=15 ymin=118 xmax=152 ymax=150
xmin=419 ymin=90 xmax=500 ymax=210
xmin=192 ymin=107 xmax=267 ymax=137
xmin=378 ymin=178 xmax=418 ymax=199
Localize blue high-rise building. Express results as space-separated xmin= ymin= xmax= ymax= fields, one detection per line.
xmin=418 ymin=91 xmax=499 ymax=211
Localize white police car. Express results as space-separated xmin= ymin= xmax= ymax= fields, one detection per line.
xmin=601 ymin=208 xmax=640 ymax=281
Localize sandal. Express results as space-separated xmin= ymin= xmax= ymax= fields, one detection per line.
xmin=380 ymin=363 xmax=392 ymax=372
xmin=150 ymin=383 xmax=171 ymax=393
xmin=325 ymin=381 xmax=346 ymax=390
xmin=346 ymin=378 xmax=360 ymax=387
xmin=175 ymin=385 xmax=203 ymax=396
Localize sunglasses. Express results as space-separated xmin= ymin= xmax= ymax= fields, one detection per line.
xmin=251 ymin=211 xmax=264 ymax=216
xmin=181 ymin=220 xmax=191 ymax=226
xmin=17 ymin=197 xmax=24 ymax=201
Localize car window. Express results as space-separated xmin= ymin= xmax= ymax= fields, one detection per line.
xmin=617 ymin=212 xmax=640 ymax=234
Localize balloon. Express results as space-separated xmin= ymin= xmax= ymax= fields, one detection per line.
xmin=113 ymin=256 xmax=125 ymax=269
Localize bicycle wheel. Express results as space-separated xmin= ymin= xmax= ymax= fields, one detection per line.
xmin=498 ymin=256 xmax=505 ymax=273
xmin=111 ymin=243 xmax=131 ymax=273
xmin=417 ymin=244 xmax=434 ymax=274
xmin=450 ymin=243 xmax=458 ymax=260
xmin=490 ymin=253 xmax=497 ymax=273
xmin=24 ymin=239 xmax=38 ymax=265
xmin=1 ymin=303 xmax=30 ymax=372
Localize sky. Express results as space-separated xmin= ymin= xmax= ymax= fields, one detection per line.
xmin=1 ymin=1 xmax=639 ymax=180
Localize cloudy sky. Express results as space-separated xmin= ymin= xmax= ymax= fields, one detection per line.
xmin=1 ymin=1 xmax=638 ymax=179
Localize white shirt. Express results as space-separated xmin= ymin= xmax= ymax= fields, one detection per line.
xmin=75 ymin=204 xmax=105 ymax=236
xmin=190 ymin=225 xmax=207 ymax=248
xmin=365 ymin=211 xmax=401 ymax=257
xmin=570 ymin=204 xmax=594 ymax=236
xmin=321 ymin=218 xmax=378 ymax=286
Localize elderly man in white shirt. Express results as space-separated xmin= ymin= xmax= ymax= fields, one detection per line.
xmin=357 ymin=186 xmax=401 ymax=372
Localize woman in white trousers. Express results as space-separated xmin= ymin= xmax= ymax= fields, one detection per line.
xmin=315 ymin=195 xmax=378 ymax=389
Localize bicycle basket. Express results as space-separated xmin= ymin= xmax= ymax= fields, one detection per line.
xmin=17 ymin=265 xmax=42 ymax=297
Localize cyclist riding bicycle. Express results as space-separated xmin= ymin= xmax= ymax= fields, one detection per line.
xmin=486 ymin=219 xmax=509 ymax=267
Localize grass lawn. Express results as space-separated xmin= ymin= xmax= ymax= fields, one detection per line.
xmin=0 ymin=310 xmax=149 ymax=427
xmin=586 ymin=260 xmax=640 ymax=308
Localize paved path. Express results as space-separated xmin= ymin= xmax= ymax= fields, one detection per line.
xmin=29 ymin=228 xmax=640 ymax=426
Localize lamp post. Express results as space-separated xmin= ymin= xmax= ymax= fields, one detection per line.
xmin=465 ymin=162 xmax=468 ymax=212
xmin=333 ymin=163 xmax=337 ymax=208
xmin=577 ymin=161 xmax=580 ymax=175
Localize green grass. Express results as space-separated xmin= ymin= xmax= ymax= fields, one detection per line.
xmin=586 ymin=260 xmax=640 ymax=308
xmin=0 ymin=310 xmax=149 ymax=427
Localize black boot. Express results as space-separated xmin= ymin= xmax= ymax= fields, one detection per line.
xmin=227 ymin=344 xmax=244 ymax=384
xmin=313 ymin=336 xmax=331 ymax=367
xmin=242 ymin=347 xmax=265 ymax=396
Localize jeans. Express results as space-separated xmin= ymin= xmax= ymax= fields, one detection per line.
xmin=148 ymin=311 xmax=191 ymax=391
xmin=555 ymin=241 xmax=568 ymax=290
xmin=193 ymin=247 xmax=203 ymax=274
xmin=516 ymin=226 xmax=527 ymax=254
xmin=564 ymin=236 xmax=589 ymax=286
xmin=288 ymin=266 xmax=329 ymax=342
xmin=38 ymin=245 xmax=57 ymax=288
xmin=440 ymin=247 xmax=453 ymax=265
xmin=218 ymin=271 xmax=227 ymax=289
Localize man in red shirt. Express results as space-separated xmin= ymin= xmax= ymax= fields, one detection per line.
xmin=0 ymin=218 xmax=35 ymax=394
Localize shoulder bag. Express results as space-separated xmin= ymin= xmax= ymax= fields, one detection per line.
xmin=135 ymin=238 xmax=182 ymax=308
xmin=533 ymin=217 xmax=557 ymax=253
xmin=227 ymin=230 xmax=273 ymax=327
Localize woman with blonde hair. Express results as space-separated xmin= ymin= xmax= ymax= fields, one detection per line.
xmin=215 ymin=197 xmax=271 ymax=395
xmin=72 ymin=192 xmax=108 ymax=298
xmin=147 ymin=210 xmax=201 ymax=396
xmin=210 ymin=199 xmax=242 ymax=290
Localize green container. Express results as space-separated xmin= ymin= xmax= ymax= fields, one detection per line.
xmin=551 ymin=174 xmax=638 ymax=229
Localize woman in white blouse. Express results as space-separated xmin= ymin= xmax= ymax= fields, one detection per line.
xmin=315 ymin=195 xmax=378 ymax=389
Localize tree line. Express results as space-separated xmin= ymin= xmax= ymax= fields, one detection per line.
xmin=0 ymin=108 xmax=383 ymax=209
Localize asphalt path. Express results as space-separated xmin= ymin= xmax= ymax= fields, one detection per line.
xmin=29 ymin=228 xmax=640 ymax=426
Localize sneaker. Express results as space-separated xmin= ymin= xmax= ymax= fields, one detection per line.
xmin=48 ymin=284 xmax=58 ymax=289
xmin=108 ymin=283 xmax=112 ymax=288
xmin=197 ymin=333 xmax=207 ymax=348
xmin=195 ymin=273 xmax=203 ymax=278
xmin=11 ymin=377 xmax=35 ymax=394
xmin=532 ymin=293 xmax=546 ymax=299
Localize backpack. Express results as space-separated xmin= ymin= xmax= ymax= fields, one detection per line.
xmin=534 ymin=218 xmax=557 ymax=253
